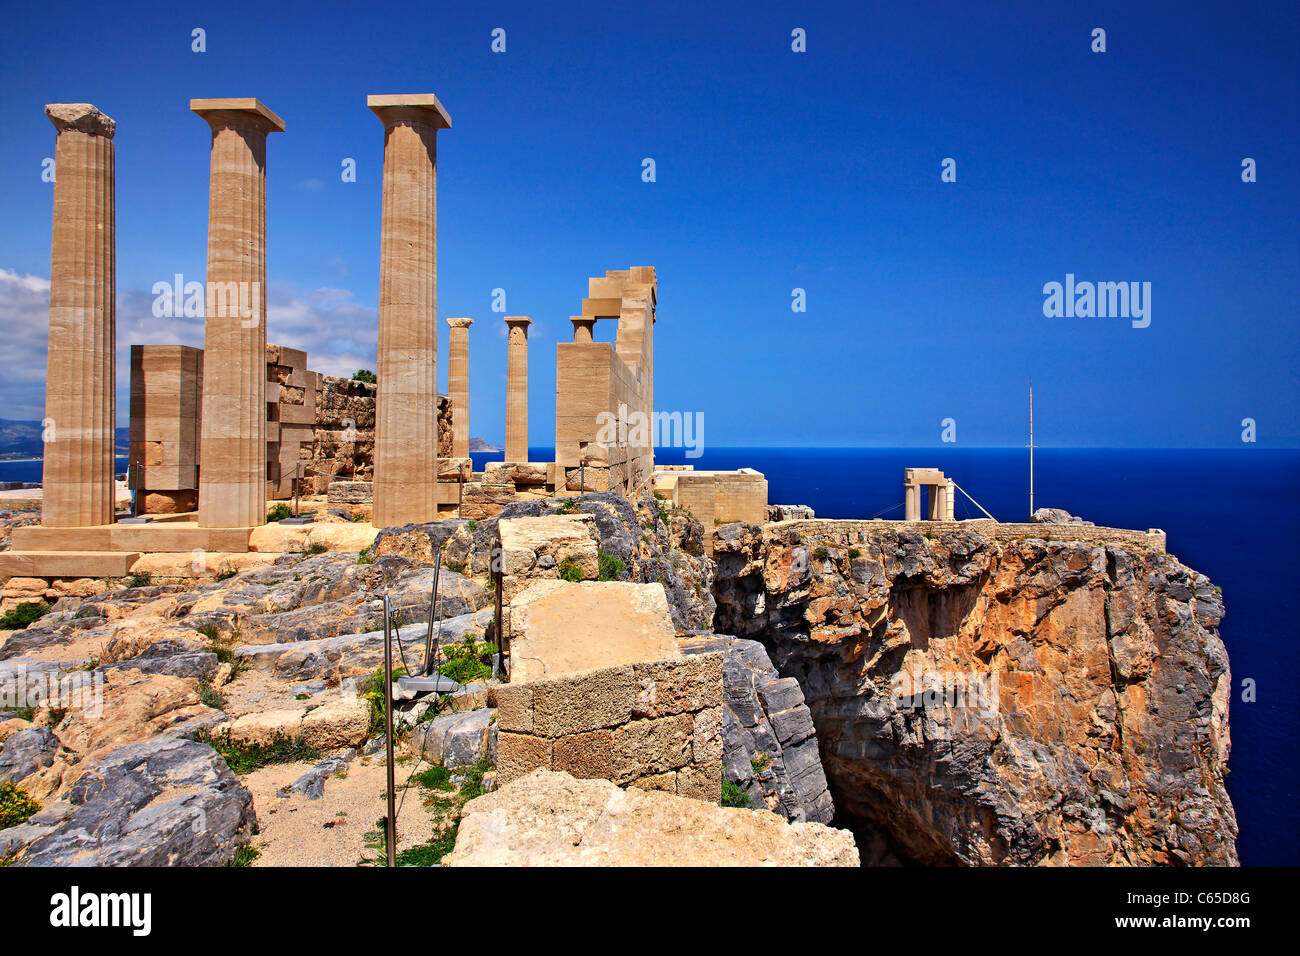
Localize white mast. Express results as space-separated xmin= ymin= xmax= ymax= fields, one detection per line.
xmin=1028 ymin=381 xmax=1035 ymax=518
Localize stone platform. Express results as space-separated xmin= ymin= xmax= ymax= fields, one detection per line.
xmin=0 ymin=550 xmax=140 ymax=579
xmin=10 ymin=522 xmax=253 ymax=553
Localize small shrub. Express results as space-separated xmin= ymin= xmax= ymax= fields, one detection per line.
xmin=197 ymin=730 xmax=321 ymax=776
xmin=226 ymin=843 xmax=260 ymax=867
xmin=358 ymin=547 xmax=374 ymax=565
xmin=412 ymin=765 xmax=454 ymax=792
xmin=125 ymin=571 xmax=152 ymax=589
xmin=597 ymin=550 xmax=626 ymax=582
xmin=439 ymin=636 xmax=494 ymax=685
xmin=812 ymin=546 xmax=830 ymax=561
xmin=267 ymin=503 xmax=292 ymax=522
xmin=0 ymin=601 xmax=50 ymax=631
xmin=467 ymin=519 xmax=478 ymax=531
xmin=444 ymin=559 xmax=466 ymax=574
xmin=359 ymin=662 xmax=412 ymax=734
xmin=558 ymin=559 xmax=584 ymax=583
xmin=352 ymin=369 xmax=376 ymax=384
xmin=197 ymin=679 xmax=227 ymax=710
xmin=0 ymin=782 xmax=42 ymax=829
xmin=306 ymin=543 xmax=328 ymax=555
xmin=458 ymin=756 xmax=493 ymax=801
xmin=720 ymin=778 xmax=752 ymax=809
xmin=848 ymin=547 xmax=862 ymax=560
xmin=215 ymin=568 xmax=237 ymax=582
xmin=751 ymin=752 xmax=771 ymax=773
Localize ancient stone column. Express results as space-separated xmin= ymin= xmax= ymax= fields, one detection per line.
xmin=191 ymin=98 xmax=284 ymax=528
xmin=504 ymin=316 xmax=532 ymax=463
xmin=446 ymin=317 xmax=473 ymax=459
xmin=570 ymin=316 xmax=596 ymax=343
xmin=368 ymin=94 xmax=452 ymax=527
xmin=904 ymin=481 xmax=920 ymax=521
xmin=41 ymin=104 xmax=117 ymax=528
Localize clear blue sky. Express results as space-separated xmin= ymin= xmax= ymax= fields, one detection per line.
xmin=1 ymin=0 xmax=1296 ymax=447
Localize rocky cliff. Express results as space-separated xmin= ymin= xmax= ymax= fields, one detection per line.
xmin=713 ymin=520 xmax=1237 ymax=866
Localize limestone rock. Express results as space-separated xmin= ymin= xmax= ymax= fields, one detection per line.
xmin=410 ymin=708 xmax=494 ymax=767
xmin=445 ymin=769 xmax=858 ymax=866
xmin=10 ymin=734 xmax=255 ymax=867
xmin=0 ymin=727 xmax=60 ymax=784
xmin=1032 ymin=507 xmax=1094 ymax=526
xmin=713 ymin=521 xmax=1237 ymax=866
xmin=683 ymin=635 xmax=835 ymax=824
xmin=768 ymin=504 xmax=815 ymax=521
xmin=299 ymin=697 xmax=370 ymax=749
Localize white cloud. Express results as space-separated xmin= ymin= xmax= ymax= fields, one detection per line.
xmin=0 ymin=268 xmax=380 ymax=424
xmin=0 ymin=269 xmax=53 ymax=421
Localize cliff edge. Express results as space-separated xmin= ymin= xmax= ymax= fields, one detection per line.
xmin=713 ymin=520 xmax=1237 ymax=866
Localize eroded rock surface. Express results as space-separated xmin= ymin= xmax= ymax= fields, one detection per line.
xmin=684 ymin=635 xmax=835 ymax=824
xmin=714 ymin=521 xmax=1237 ymax=866
xmin=446 ymin=769 xmax=858 ymax=866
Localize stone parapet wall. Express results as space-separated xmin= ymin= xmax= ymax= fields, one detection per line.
xmin=494 ymin=651 xmax=724 ymax=802
xmin=762 ymin=517 xmax=1166 ymax=553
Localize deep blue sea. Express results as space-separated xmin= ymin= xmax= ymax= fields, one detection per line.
xmin=7 ymin=447 xmax=1296 ymax=865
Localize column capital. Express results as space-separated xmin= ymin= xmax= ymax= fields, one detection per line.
xmin=191 ymin=98 xmax=285 ymax=133
xmin=504 ymin=315 xmax=532 ymax=332
xmin=45 ymin=103 xmax=115 ymax=138
xmin=446 ymin=316 xmax=474 ymax=329
xmin=367 ymin=93 xmax=452 ymax=130
xmin=570 ymin=316 xmax=596 ymax=342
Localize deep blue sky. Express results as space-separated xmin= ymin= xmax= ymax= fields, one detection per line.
xmin=0 ymin=0 xmax=1296 ymax=447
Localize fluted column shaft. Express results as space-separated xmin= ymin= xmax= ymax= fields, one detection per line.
xmin=504 ymin=316 xmax=532 ymax=463
xmin=192 ymin=99 xmax=283 ymax=528
xmin=42 ymin=104 xmax=116 ymax=527
xmin=369 ymin=95 xmax=450 ymax=526
xmin=447 ymin=317 xmax=473 ymax=458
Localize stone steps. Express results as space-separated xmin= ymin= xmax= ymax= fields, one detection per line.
xmin=0 ymin=549 xmax=141 ymax=578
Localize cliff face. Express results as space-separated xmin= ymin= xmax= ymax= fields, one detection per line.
xmin=713 ymin=521 xmax=1237 ymax=866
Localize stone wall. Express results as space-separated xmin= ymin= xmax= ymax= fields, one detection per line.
xmin=554 ymin=267 xmax=656 ymax=500
xmin=306 ymin=376 xmax=452 ymax=495
xmin=494 ymin=651 xmax=723 ymax=802
xmin=659 ymin=468 xmax=769 ymax=554
xmin=762 ymin=517 xmax=1166 ymax=554
xmin=127 ymin=344 xmax=202 ymax=513
xmin=266 ymin=345 xmax=314 ymax=500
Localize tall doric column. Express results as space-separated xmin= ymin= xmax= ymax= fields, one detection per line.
xmin=368 ymin=94 xmax=451 ymax=527
xmin=446 ymin=317 xmax=473 ymax=459
xmin=41 ymin=104 xmax=116 ymax=527
xmin=191 ymin=98 xmax=284 ymax=528
xmin=570 ymin=316 xmax=595 ymax=343
xmin=503 ymin=316 xmax=532 ymax=463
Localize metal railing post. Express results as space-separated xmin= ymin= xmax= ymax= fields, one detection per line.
xmin=382 ymin=592 xmax=397 ymax=866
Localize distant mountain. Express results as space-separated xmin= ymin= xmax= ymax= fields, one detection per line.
xmin=469 ymin=437 xmax=499 ymax=453
xmin=0 ymin=419 xmax=128 ymax=459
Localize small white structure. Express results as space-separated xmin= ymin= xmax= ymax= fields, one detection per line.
xmin=904 ymin=468 xmax=955 ymax=521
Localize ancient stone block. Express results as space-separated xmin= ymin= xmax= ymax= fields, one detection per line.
xmin=531 ymin=666 xmax=637 ymax=737
xmin=610 ymin=714 xmax=693 ymax=783
xmin=493 ymin=682 xmax=534 ymax=734
xmin=631 ymin=652 xmax=723 ymax=718
xmin=552 ymin=729 xmax=614 ymax=780
xmin=496 ymin=731 xmax=553 ymax=783
xmin=676 ymin=759 xmax=723 ymax=802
